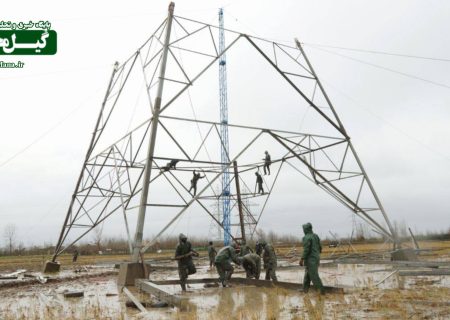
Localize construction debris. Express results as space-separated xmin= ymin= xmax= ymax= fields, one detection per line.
xmin=63 ymin=291 xmax=84 ymax=298
xmin=123 ymin=287 xmax=147 ymax=313
xmin=150 ymin=301 xmax=169 ymax=308
xmin=136 ymin=279 xmax=188 ymax=310
xmin=106 ymin=293 xmax=118 ymax=297
xmin=125 ymin=301 xmax=152 ymax=309
xmin=0 ymin=269 xmax=26 ymax=278
xmin=0 ymin=270 xmax=28 ymax=281
xmin=0 ymin=276 xmax=18 ymax=280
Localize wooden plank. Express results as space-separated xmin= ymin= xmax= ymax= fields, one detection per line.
xmin=398 ymin=270 xmax=450 ymax=276
xmin=136 ymin=279 xmax=188 ymax=310
xmin=146 ymin=277 xmax=342 ymax=293
xmin=123 ymin=287 xmax=147 ymax=313
xmin=151 ymin=278 xmax=219 ymax=285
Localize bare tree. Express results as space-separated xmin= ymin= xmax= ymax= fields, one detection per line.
xmin=393 ymin=219 xmax=408 ymax=239
xmin=92 ymin=225 xmax=103 ymax=253
xmin=3 ymin=224 xmax=17 ymax=255
xmin=355 ymin=222 xmax=368 ymax=241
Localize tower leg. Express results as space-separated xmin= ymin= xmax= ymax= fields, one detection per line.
xmin=120 ymin=2 xmax=175 ymax=285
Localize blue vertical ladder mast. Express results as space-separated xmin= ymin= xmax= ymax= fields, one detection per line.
xmin=219 ymin=8 xmax=231 ymax=245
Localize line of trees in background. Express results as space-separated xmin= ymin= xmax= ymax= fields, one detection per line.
xmin=2 ymin=222 xmax=449 ymax=256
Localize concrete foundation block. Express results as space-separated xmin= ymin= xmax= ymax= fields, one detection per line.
xmin=391 ymin=248 xmax=418 ymax=261
xmin=118 ymin=262 xmax=148 ymax=286
xmin=43 ymin=261 xmax=61 ymax=273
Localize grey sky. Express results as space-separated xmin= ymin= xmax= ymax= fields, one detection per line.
xmin=1 ymin=0 xmax=449 ymax=247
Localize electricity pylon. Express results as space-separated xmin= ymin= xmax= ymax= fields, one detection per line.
xmin=47 ymin=2 xmax=398 ymax=277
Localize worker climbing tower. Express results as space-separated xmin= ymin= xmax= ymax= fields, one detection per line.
xmin=218 ymin=8 xmax=231 ymax=245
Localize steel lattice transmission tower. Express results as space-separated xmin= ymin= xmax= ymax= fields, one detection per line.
xmin=218 ymin=8 xmax=231 ymax=245
xmin=45 ymin=2 xmax=401 ymax=276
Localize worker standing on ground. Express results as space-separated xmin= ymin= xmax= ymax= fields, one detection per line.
xmin=263 ymin=151 xmax=271 ymax=175
xmin=255 ymin=172 xmax=264 ymax=194
xmin=207 ymin=241 xmax=217 ymax=269
xmin=214 ymin=242 xmax=242 ymax=287
xmin=299 ymin=223 xmax=325 ymax=294
xmin=72 ymin=249 xmax=79 ymax=263
xmin=239 ymin=240 xmax=253 ymax=256
xmin=241 ymin=253 xmax=261 ymax=279
xmin=260 ymin=240 xmax=278 ymax=281
xmin=175 ymin=233 xmax=199 ymax=291
xmin=189 ymin=170 xmax=206 ymax=196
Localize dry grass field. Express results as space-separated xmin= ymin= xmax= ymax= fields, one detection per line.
xmin=1 ymin=240 xmax=448 ymax=272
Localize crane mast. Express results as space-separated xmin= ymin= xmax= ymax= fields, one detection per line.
xmin=218 ymin=8 xmax=231 ymax=245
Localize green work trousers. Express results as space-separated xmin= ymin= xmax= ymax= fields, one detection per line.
xmin=303 ymin=258 xmax=324 ymax=293
xmin=265 ymin=265 xmax=277 ymax=281
xmin=178 ymin=260 xmax=196 ymax=290
xmin=215 ymin=261 xmax=233 ymax=284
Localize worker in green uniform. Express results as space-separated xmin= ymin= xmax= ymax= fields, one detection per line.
xmin=299 ymin=223 xmax=324 ymax=294
xmin=214 ymin=243 xmax=241 ymax=287
xmin=239 ymin=240 xmax=253 ymax=256
xmin=260 ymin=240 xmax=278 ymax=281
xmin=207 ymin=241 xmax=217 ymax=269
xmin=175 ymin=233 xmax=199 ymax=291
xmin=241 ymin=253 xmax=261 ymax=279
xmin=255 ymin=240 xmax=263 ymax=256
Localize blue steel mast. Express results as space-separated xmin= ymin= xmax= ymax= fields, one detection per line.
xmin=219 ymin=8 xmax=231 ymax=245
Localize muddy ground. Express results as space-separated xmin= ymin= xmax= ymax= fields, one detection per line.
xmin=0 ymin=242 xmax=449 ymax=319
xmin=0 ymin=263 xmax=449 ymax=319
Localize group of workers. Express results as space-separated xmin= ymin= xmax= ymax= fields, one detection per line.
xmin=160 ymin=151 xmax=273 ymax=197
xmin=174 ymin=222 xmax=325 ymax=294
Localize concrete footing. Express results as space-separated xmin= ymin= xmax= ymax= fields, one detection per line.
xmin=117 ymin=262 xmax=149 ymax=286
xmin=43 ymin=261 xmax=61 ymax=273
xmin=391 ymin=248 xmax=418 ymax=261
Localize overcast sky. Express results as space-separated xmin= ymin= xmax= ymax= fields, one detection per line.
xmin=1 ymin=0 xmax=449 ymax=248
